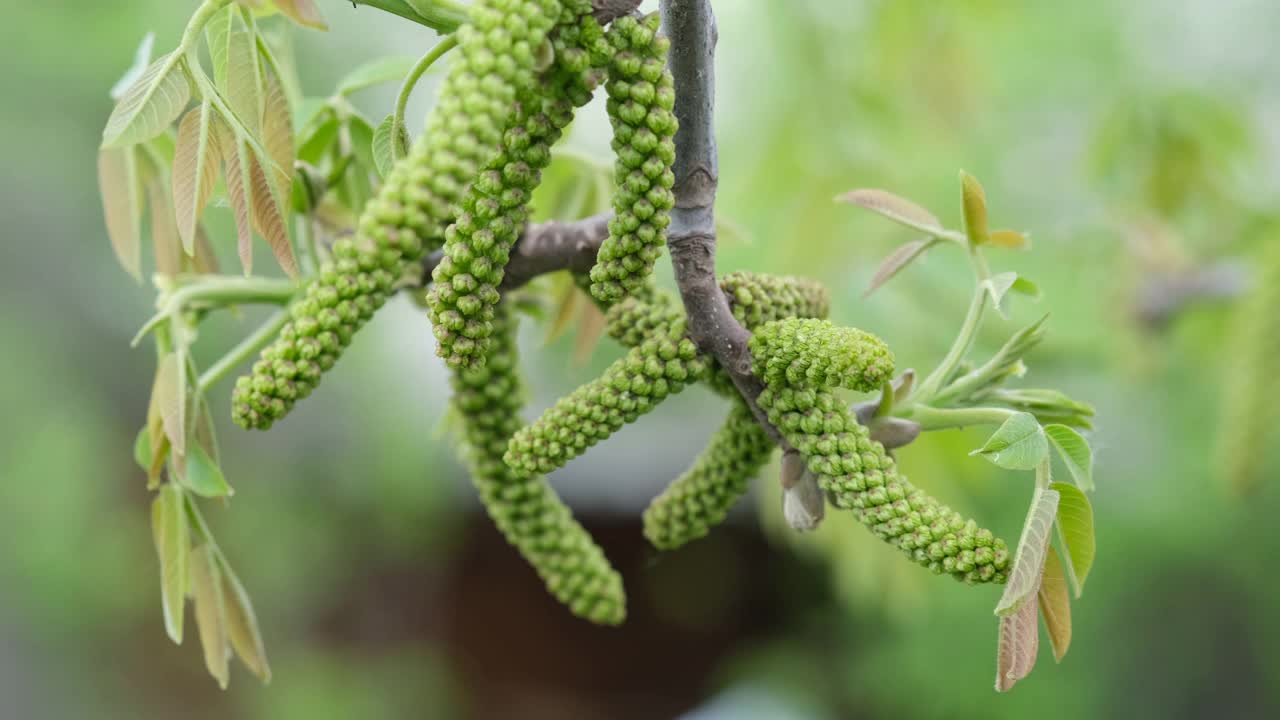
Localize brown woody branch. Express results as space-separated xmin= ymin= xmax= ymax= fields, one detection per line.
xmin=658 ymin=0 xmax=789 ymax=449
xmin=420 ymin=212 xmax=613 ymax=290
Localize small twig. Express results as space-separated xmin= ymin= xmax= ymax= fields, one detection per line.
xmin=420 ymin=212 xmax=613 ymax=290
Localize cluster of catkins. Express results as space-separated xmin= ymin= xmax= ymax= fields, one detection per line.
xmin=751 ymin=319 xmax=1010 ymax=584
xmin=230 ymin=0 xmax=1010 ymax=623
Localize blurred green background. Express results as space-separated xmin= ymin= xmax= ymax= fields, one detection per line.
xmin=4 ymin=0 xmax=1280 ymax=717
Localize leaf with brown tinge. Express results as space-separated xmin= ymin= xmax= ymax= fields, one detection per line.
xmin=274 ymin=0 xmax=328 ymax=30
xmin=259 ymin=57 xmax=295 ymax=199
xmin=98 ymin=147 xmax=144 ymax=281
xmin=148 ymin=179 xmax=183 ymax=277
xmin=837 ymin=189 xmax=945 ymax=236
xmin=151 ymin=484 xmax=189 ymax=645
xmin=574 ymin=299 xmax=607 ymax=365
xmin=1038 ymin=548 xmax=1072 ymax=662
xmin=192 ymin=223 xmax=221 ymax=274
xmin=995 ymin=584 xmax=1040 ymax=692
xmin=989 ymin=229 xmax=1030 ymax=250
xmin=865 ymin=238 xmax=939 ymax=296
xmin=220 ymin=126 xmax=256 ymax=274
xmin=248 ymin=149 xmax=298 ymax=277
xmin=190 ymin=544 xmax=230 ymax=689
xmin=218 ymin=556 xmax=271 ymax=683
xmin=172 ymin=101 xmax=223 ymax=255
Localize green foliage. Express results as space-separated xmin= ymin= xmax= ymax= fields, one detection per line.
xmin=589 ymin=14 xmax=678 ymax=304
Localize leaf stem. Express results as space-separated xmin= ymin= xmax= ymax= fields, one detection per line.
xmin=198 ymin=310 xmax=291 ymax=393
xmin=179 ymin=0 xmax=233 ymax=54
xmin=915 ymin=284 xmax=987 ymax=401
xmin=902 ymin=405 xmax=1017 ymax=431
xmin=165 ymin=275 xmax=298 ymax=312
xmin=391 ymin=34 xmax=459 ymax=164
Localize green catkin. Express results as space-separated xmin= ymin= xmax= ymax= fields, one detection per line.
xmin=643 ymin=402 xmax=774 ymax=550
xmin=505 ymin=320 xmax=709 ymax=476
xmin=588 ymin=13 xmax=678 ymax=305
xmin=427 ymin=2 xmax=608 ymax=369
xmin=1218 ymin=234 xmax=1280 ymax=494
xmin=233 ymin=0 xmax=564 ymax=429
xmin=750 ymin=319 xmax=1011 ymax=584
xmin=452 ymin=302 xmax=626 ymax=624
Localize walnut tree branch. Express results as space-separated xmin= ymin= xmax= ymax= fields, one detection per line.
xmin=659 ymin=0 xmax=788 ymax=449
xmin=420 ymin=212 xmax=613 ymax=290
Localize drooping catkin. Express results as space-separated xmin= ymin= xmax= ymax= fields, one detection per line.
xmin=426 ymin=3 xmax=608 ymax=370
xmin=452 ymin=302 xmax=626 ymax=624
xmin=233 ymin=0 xmax=564 ymax=429
xmin=504 ymin=320 xmax=709 ymax=476
xmin=750 ymin=319 xmax=1011 ymax=584
xmin=1218 ymin=234 xmax=1280 ymax=494
xmin=643 ymin=402 xmax=774 ymax=550
xmin=588 ymin=13 xmax=678 ymax=305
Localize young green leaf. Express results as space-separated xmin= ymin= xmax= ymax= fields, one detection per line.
xmin=971 ymin=412 xmax=1048 ymax=470
xmin=996 ymin=485 xmax=1060 ymax=616
xmin=297 ymin=108 xmax=339 ymax=164
xmin=217 ymin=557 xmax=272 ymax=683
xmin=1011 ymin=275 xmax=1041 ymax=299
xmin=184 ymin=445 xmax=234 ymax=498
xmin=336 ymin=56 xmax=420 ymax=96
xmin=224 ymin=29 xmax=265 ymax=136
xmin=959 ymin=170 xmax=990 ymax=246
xmin=837 ymin=188 xmax=946 ymax=237
xmin=151 ymin=484 xmax=189 ymax=645
xmin=372 ymin=114 xmax=410 ymax=179
xmin=206 ymin=6 xmax=237 ymax=89
xmin=189 ymin=544 xmax=230 ymax=689
xmin=172 ymin=101 xmax=223 ymax=254
xmin=1051 ymin=481 xmax=1095 ymax=596
xmin=982 ymin=271 xmax=1019 ymax=312
xmin=865 ymin=238 xmax=940 ymax=297
xmin=110 ymin=33 xmax=156 ymax=101
xmin=134 ymin=426 xmax=152 ymax=471
xmin=995 ymin=587 xmax=1040 ymax=692
xmin=273 ymin=0 xmax=328 ymax=29
xmin=102 ymin=52 xmax=190 ymax=148
xmin=1045 ymin=424 xmax=1094 ymax=491
xmin=98 ymin=147 xmax=144 ymax=281
xmin=153 ymin=353 xmax=186 ymax=457
xmin=1038 ymin=548 xmax=1072 ymax=663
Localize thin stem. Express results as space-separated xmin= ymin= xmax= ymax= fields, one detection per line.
xmin=294 ymin=215 xmax=317 ymax=277
xmin=392 ymin=35 xmax=460 ymax=164
xmin=165 ymin=276 xmax=298 ymax=312
xmin=900 ymin=404 xmax=1016 ymax=431
xmin=350 ymin=0 xmax=469 ymax=33
xmin=179 ymin=0 xmax=232 ymax=54
xmin=915 ymin=284 xmax=986 ymax=401
xmin=198 ymin=310 xmax=291 ymax=393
